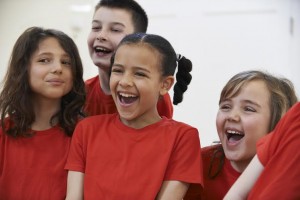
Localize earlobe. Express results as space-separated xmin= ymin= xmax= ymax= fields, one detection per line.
xmin=160 ymin=76 xmax=174 ymax=95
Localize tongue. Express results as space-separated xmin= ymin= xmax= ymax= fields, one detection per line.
xmin=121 ymin=96 xmax=138 ymax=104
xmin=228 ymin=134 xmax=244 ymax=143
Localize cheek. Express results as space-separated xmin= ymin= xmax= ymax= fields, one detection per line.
xmin=109 ymin=76 xmax=118 ymax=91
xmin=244 ymin=117 xmax=270 ymax=139
xmin=113 ymin=35 xmax=126 ymax=47
xmin=216 ymin=112 xmax=225 ymax=135
xmin=65 ymin=70 xmax=74 ymax=90
xmin=87 ymin=34 xmax=94 ymax=48
xmin=28 ymin=68 xmax=39 ymax=84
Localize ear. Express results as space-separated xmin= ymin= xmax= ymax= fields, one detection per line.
xmin=159 ymin=76 xmax=174 ymax=96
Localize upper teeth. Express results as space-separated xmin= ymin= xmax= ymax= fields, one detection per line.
xmin=95 ymin=47 xmax=109 ymax=51
xmin=119 ymin=93 xmax=137 ymax=98
xmin=227 ymin=130 xmax=242 ymax=135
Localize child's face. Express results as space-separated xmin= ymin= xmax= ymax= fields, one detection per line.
xmin=110 ymin=44 xmax=169 ymax=128
xmin=87 ymin=7 xmax=135 ymax=70
xmin=216 ymin=80 xmax=271 ymax=171
xmin=28 ymin=37 xmax=73 ymax=101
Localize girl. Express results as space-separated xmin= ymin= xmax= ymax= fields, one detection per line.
xmin=0 ymin=27 xmax=86 ymax=199
xmin=65 ymin=33 xmax=203 ymax=200
xmin=224 ymin=102 xmax=300 ymax=199
xmin=184 ymin=70 xmax=297 ymax=199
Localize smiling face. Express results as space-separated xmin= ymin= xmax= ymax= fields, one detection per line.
xmin=87 ymin=7 xmax=135 ymax=71
xmin=110 ymin=43 xmax=172 ymax=129
xmin=29 ymin=37 xmax=73 ymax=101
xmin=216 ymin=80 xmax=271 ymax=172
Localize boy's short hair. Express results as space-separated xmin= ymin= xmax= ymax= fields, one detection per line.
xmin=95 ymin=0 xmax=148 ymax=33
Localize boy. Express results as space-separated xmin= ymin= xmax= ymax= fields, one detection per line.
xmin=84 ymin=0 xmax=173 ymax=117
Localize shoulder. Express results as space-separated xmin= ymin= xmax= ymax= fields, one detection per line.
xmin=0 ymin=118 xmax=12 ymax=137
xmin=78 ymin=114 xmax=116 ymax=127
xmin=159 ymin=119 xmax=200 ymax=147
xmin=201 ymin=144 xmax=222 ymax=158
xmin=72 ymin=114 xmax=117 ymax=140
xmin=85 ymin=75 xmax=99 ymax=85
xmin=85 ymin=76 xmax=101 ymax=93
xmin=162 ymin=118 xmax=198 ymax=132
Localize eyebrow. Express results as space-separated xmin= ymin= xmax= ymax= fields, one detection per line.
xmin=113 ymin=64 xmax=151 ymax=73
xmin=220 ymin=98 xmax=262 ymax=108
xmin=35 ymin=52 xmax=70 ymax=58
xmin=242 ymin=99 xmax=262 ymax=108
xmin=92 ymin=20 xmax=125 ymax=27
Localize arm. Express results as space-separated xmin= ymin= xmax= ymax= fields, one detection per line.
xmin=224 ymin=155 xmax=264 ymax=200
xmin=65 ymin=171 xmax=84 ymax=200
xmin=156 ymin=180 xmax=189 ymax=200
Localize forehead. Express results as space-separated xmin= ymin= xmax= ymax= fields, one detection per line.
xmin=93 ymin=7 xmax=134 ymax=27
xmin=234 ymin=80 xmax=271 ymax=100
xmin=35 ymin=37 xmax=63 ymax=53
xmin=114 ymin=44 xmax=161 ymax=69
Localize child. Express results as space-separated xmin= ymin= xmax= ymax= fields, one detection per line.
xmin=84 ymin=0 xmax=173 ymax=117
xmin=0 ymin=27 xmax=86 ymax=199
xmin=224 ymin=102 xmax=300 ymax=199
xmin=65 ymin=33 xmax=203 ymax=200
xmin=184 ymin=70 xmax=297 ymax=199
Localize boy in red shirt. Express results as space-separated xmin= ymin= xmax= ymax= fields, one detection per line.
xmin=84 ymin=0 xmax=173 ymax=117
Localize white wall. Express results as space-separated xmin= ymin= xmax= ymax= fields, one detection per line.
xmin=0 ymin=0 xmax=299 ymax=146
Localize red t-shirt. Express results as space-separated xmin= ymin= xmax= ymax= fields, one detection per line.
xmin=65 ymin=114 xmax=203 ymax=200
xmin=0 ymin=125 xmax=71 ymax=200
xmin=248 ymin=102 xmax=300 ymax=199
xmin=84 ymin=76 xmax=173 ymax=118
xmin=184 ymin=144 xmax=241 ymax=200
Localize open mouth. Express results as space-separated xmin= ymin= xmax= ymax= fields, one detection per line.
xmin=94 ymin=46 xmax=112 ymax=54
xmin=226 ymin=129 xmax=244 ymax=143
xmin=118 ymin=92 xmax=138 ymax=105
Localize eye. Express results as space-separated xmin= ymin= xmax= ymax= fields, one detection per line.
xmin=111 ymin=28 xmax=122 ymax=33
xmin=219 ymin=103 xmax=231 ymax=111
xmin=244 ymin=106 xmax=256 ymax=112
xmin=135 ymin=71 xmax=147 ymax=77
xmin=91 ymin=25 xmax=101 ymax=31
xmin=111 ymin=25 xmax=123 ymax=33
xmin=38 ymin=58 xmax=50 ymax=63
xmin=111 ymin=67 xmax=123 ymax=74
xmin=62 ymin=60 xmax=71 ymax=66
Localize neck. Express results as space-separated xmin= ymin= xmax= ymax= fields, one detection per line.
xmin=31 ymin=96 xmax=61 ymax=131
xmin=98 ymin=67 xmax=111 ymax=95
xmin=120 ymin=111 xmax=162 ymax=129
xmin=230 ymin=158 xmax=252 ymax=173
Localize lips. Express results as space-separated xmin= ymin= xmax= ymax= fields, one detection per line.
xmin=46 ymin=78 xmax=64 ymax=85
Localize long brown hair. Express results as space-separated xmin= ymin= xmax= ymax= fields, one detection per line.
xmin=0 ymin=27 xmax=86 ymax=137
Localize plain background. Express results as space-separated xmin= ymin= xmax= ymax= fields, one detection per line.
xmin=1 ymin=0 xmax=299 ymax=146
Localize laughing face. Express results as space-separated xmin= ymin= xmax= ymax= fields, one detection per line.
xmin=216 ymin=80 xmax=271 ymax=172
xmin=110 ymin=43 xmax=170 ymax=129
xmin=87 ymin=7 xmax=135 ymax=71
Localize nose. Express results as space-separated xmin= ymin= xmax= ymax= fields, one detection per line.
xmin=51 ymin=61 xmax=63 ymax=74
xmin=119 ymin=73 xmax=133 ymax=87
xmin=226 ymin=109 xmax=240 ymax=122
xmin=96 ymin=29 xmax=108 ymax=41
